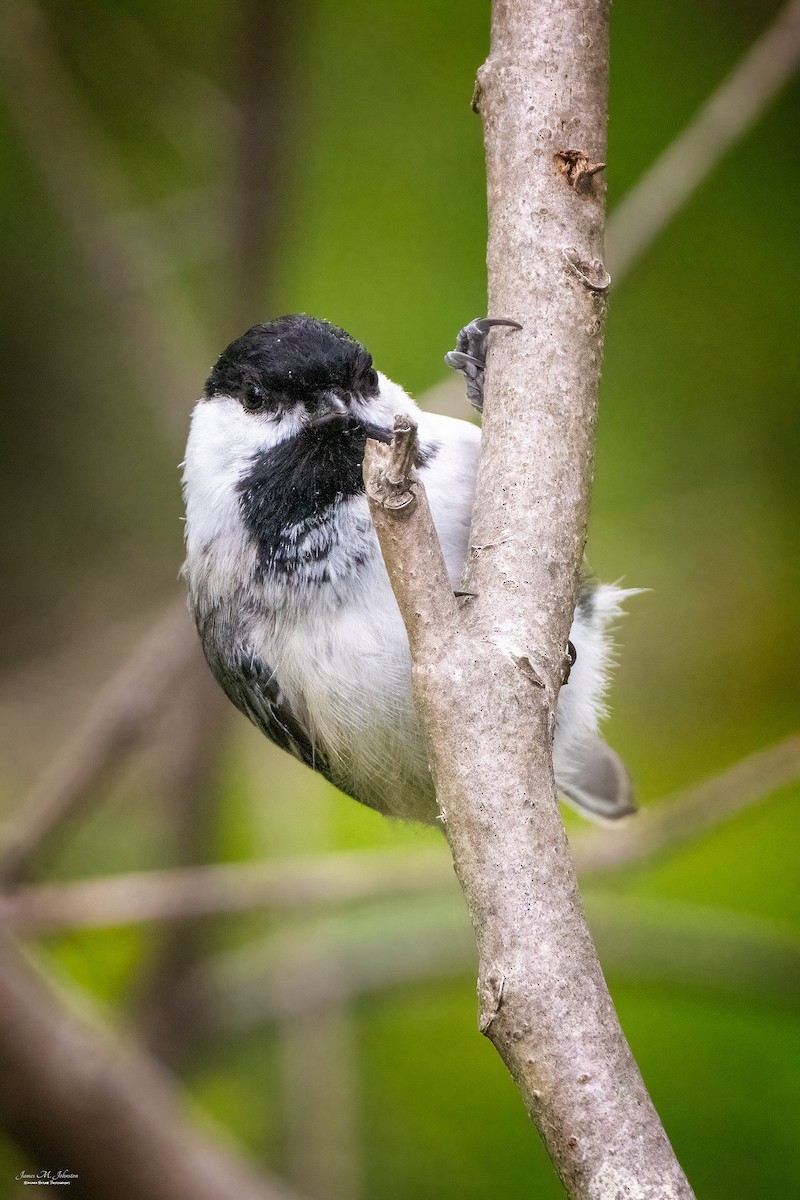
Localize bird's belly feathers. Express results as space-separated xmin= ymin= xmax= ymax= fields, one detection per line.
xmin=260 ymin=561 xmax=439 ymax=821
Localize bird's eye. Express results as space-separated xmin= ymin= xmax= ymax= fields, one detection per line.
xmin=242 ymin=388 xmax=266 ymax=413
xmin=366 ymin=369 xmax=378 ymax=391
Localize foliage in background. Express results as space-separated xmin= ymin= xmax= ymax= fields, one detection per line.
xmin=0 ymin=0 xmax=798 ymax=1197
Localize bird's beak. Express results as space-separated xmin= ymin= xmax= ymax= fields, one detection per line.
xmin=311 ymin=393 xmax=350 ymax=427
xmin=309 ymin=392 xmax=392 ymax=443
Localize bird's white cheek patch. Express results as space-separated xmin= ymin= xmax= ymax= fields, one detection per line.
xmin=374 ymin=374 xmax=416 ymax=424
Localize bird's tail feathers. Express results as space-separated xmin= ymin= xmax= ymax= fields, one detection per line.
xmin=557 ymin=733 xmax=637 ymax=823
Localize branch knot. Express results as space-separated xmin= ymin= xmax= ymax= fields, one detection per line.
xmin=479 ymin=967 xmax=506 ymax=1034
xmin=555 ymin=148 xmax=606 ymax=192
xmin=562 ymin=247 xmax=611 ymax=292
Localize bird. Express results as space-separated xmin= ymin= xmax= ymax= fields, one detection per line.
xmin=182 ymin=313 xmax=636 ymax=824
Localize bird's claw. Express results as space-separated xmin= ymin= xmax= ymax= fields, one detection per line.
xmin=444 ymin=316 xmax=522 ymax=412
xmin=469 ymin=317 xmax=523 ymax=336
xmin=443 ymin=350 xmax=483 ymax=372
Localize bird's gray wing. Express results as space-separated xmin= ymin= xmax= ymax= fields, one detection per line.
xmin=196 ymin=602 xmax=340 ymax=785
xmin=225 ymin=652 xmax=326 ymax=772
xmin=199 ymin=633 xmax=323 ymax=780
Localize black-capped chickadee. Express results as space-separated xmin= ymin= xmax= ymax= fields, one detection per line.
xmin=182 ymin=314 xmax=636 ymax=823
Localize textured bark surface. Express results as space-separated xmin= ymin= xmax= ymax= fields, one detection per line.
xmin=365 ymin=1 xmax=695 ymax=1195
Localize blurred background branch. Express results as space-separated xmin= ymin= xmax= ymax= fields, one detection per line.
xmin=5 ymin=735 xmax=798 ymax=932
xmin=119 ymin=896 xmax=796 ymax=1040
xmin=573 ymin=734 xmax=800 ymax=875
xmin=0 ymin=601 xmax=197 ymax=887
xmin=607 ymin=0 xmax=800 ymax=279
xmin=0 ymin=930 xmax=309 ymax=1200
xmin=0 ymin=0 xmax=209 ymax=438
xmin=228 ymin=0 xmax=294 ymax=329
xmin=1 ymin=847 xmax=453 ymax=932
xmin=130 ymin=658 xmax=229 ymax=1068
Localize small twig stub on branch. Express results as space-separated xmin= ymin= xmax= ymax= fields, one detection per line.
xmin=363 ymin=414 xmax=420 ymax=515
xmin=555 ymin=149 xmax=606 ymax=192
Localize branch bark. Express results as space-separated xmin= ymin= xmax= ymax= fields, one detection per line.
xmin=365 ymin=1 xmax=694 ymax=1194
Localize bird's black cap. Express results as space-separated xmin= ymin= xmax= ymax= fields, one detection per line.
xmin=204 ymin=315 xmax=379 ymax=405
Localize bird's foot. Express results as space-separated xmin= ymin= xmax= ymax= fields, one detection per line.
xmin=444 ymin=316 xmax=522 ymax=413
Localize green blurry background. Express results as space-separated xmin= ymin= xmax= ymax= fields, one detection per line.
xmin=1 ymin=0 xmax=798 ymax=1196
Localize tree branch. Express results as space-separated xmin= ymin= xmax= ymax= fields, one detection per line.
xmin=365 ymin=1 xmax=694 ymax=1194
